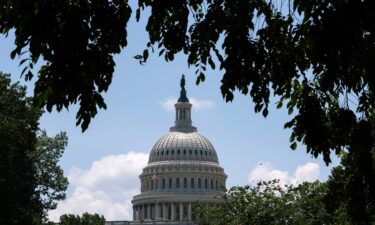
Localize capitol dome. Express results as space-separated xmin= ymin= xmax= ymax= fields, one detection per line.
xmin=148 ymin=132 xmax=219 ymax=163
xmin=132 ymin=75 xmax=227 ymax=224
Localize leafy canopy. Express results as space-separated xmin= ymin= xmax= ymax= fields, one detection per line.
xmin=0 ymin=72 xmax=68 ymax=225
xmin=35 ymin=131 xmax=69 ymax=222
xmin=0 ymin=72 xmax=41 ymax=225
xmin=0 ymin=0 xmax=131 ymax=131
xmin=195 ymin=180 xmax=330 ymax=225
xmin=1 ymin=0 xmax=373 ymax=162
xmin=59 ymin=213 xmax=105 ymax=225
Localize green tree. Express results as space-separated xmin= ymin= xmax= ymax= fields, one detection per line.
xmin=0 ymin=72 xmax=41 ymax=225
xmin=60 ymin=213 xmax=105 ymax=225
xmin=289 ymin=182 xmax=329 ymax=225
xmin=35 ymin=131 xmax=69 ymax=223
xmin=195 ymin=180 xmax=329 ymax=225
xmin=0 ymin=72 xmax=68 ymax=225
xmin=324 ymin=154 xmax=375 ymax=225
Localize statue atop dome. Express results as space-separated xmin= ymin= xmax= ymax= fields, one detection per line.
xmin=178 ymin=75 xmax=189 ymax=103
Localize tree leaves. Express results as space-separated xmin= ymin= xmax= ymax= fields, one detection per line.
xmin=34 ymin=131 xmax=69 ymax=217
xmin=0 ymin=72 xmax=41 ymax=225
xmin=0 ymin=72 xmax=68 ymax=224
xmin=195 ymin=180 xmax=330 ymax=225
xmin=59 ymin=213 xmax=105 ymax=225
xmin=0 ymin=0 xmax=132 ymax=131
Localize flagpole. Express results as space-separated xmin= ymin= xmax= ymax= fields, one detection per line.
xmin=151 ymin=172 xmax=160 ymax=221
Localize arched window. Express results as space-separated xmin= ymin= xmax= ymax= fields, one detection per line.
xmin=176 ymin=178 xmax=180 ymax=188
xmin=184 ymin=178 xmax=187 ymax=188
xmin=169 ymin=178 xmax=172 ymax=189
xmin=198 ymin=178 xmax=201 ymax=188
xmin=215 ymin=180 xmax=218 ymax=190
xmin=162 ymin=178 xmax=166 ymax=189
xmin=211 ymin=179 xmax=213 ymax=189
xmin=184 ymin=150 xmax=186 ymax=154
xmin=191 ymin=178 xmax=195 ymax=188
xmin=205 ymin=179 xmax=208 ymax=189
xmin=147 ymin=180 xmax=150 ymax=191
xmin=151 ymin=180 xmax=154 ymax=190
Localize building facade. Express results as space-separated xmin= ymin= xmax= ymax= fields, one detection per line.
xmin=131 ymin=76 xmax=227 ymax=225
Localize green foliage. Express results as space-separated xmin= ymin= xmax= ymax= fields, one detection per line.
xmin=137 ymin=2 xmax=375 ymax=223
xmin=196 ymin=156 xmax=375 ymax=225
xmin=137 ymin=0 xmax=375 ymax=164
xmin=0 ymin=72 xmax=42 ymax=225
xmin=0 ymin=0 xmax=131 ymax=131
xmin=35 ymin=131 xmax=69 ymax=222
xmin=0 ymin=72 xmax=68 ymax=225
xmin=325 ymin=154 xmax=375 ymax=225
xmin=60 ymin=213 xmax=106 ymax=225
xmin=195 ymin=180 xmax=329 ymax=225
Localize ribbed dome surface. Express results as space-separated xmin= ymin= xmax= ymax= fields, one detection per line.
xmin=148 ymin=132 xmax=219 ymax=163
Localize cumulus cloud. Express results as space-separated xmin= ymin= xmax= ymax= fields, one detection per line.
xmin=249 ymin=162 xmax=320 ymax=186
xmin=49 ymin=151 xmax=149 ymax=222
xmin=161 ymin=96 xmax=215 ymax=111
xmin=189 ymin=98 xmax=215 ymax=110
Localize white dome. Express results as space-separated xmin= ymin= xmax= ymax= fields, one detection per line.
xmin=148 ymin=132 xmax=219 ymax=163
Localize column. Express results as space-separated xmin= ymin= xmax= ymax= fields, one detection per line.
xmin=147 ymin=204 xmax=151 ymax=219
xmin=155 ymin=203 xmax=159 ymax=220
xmin=171 ymin=202 xmax=175 ymax=221
xmin=188 ymin=203 xmax=192 ymax=221
xmin=179 ymin=202 xmax=183 ymax=221
xmin=163 ymin=203 xmax=167 ymax=220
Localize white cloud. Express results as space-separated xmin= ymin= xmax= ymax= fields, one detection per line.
xmin=189 ymin=97 xmax=215 ymax=110
xmin=292 ymin=162 xmax=320 ymax=184
xmin=161 ymin=96 xmax=215 ymax=111
xmin=249 ymin=162 xmax=320 ymax=186
xmin=162 ymin=97 xmax=177 ymax=112
xmin=49 ymin=151 xmax=149 ymax=222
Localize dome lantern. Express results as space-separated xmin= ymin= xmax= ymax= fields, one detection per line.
xmin=170 ymin=75 xmax=197 ymax=133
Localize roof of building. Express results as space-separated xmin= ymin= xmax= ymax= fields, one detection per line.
xmin=148 ymin=131 xmax=219 ymax=163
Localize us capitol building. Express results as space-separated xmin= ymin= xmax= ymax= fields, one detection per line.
xmin=129 ymin=76 xmax=227 ymax=225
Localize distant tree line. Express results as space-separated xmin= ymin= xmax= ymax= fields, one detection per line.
xmin=195 ymin=155 xmax=375 ymax=225
xmin=46 ymin=213 xmax=105 ymax=225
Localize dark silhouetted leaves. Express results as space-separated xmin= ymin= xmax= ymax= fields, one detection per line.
xmin=0 ymin=0 xmax=131 ymax=131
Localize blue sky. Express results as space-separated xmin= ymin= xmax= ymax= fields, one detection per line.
xmin=0 ymin=5 xmax=339 ymax=221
